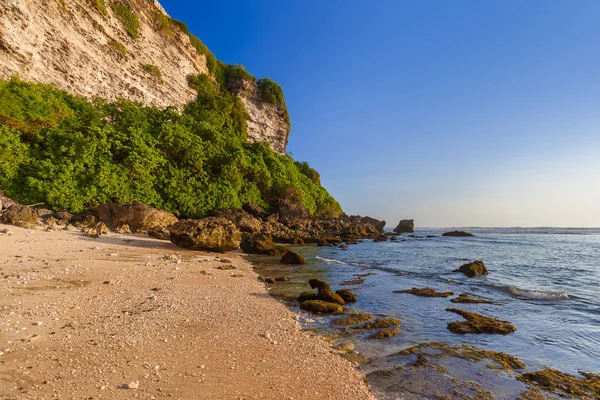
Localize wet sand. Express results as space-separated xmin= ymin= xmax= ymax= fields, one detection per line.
xmin=0 ymin=224 xmax=374 ymax=399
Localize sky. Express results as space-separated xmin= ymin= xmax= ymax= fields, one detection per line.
xmin=160 ymin=0 xmax=600 ymax=227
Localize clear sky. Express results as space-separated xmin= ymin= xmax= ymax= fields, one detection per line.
xmin=160 ymin=0 xmax=600 ymax=227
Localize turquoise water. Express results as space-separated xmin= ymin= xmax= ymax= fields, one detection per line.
xmin=255 ymin=228 xmax=600 ymax=398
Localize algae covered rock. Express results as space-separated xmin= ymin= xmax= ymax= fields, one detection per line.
xmin=450 ymin=293 xmax=493 ymax=304
xmin=518 ymin=368 xmax=600 ymax=399
xmin=298 ymin=291 xmax=317 ymax=302
xmin=454 ymin=261 xmax=488 ymax=277
xmin=446 ymin=308 xmax=516 ymax=335
xmin=240 ymin=232 xmax=277 ymax=255
xmin=307 ymin=278 xmax=344 ymax=305
xmin=0 ymin=204 xmax=39 ymax=225
xmin=394 ymin=287 xmax=454 ymax=297
xmin=168 ymin=217 xmax=241 ymax=253
xmin=309 ymin=278 xmax=331 ymax=291
xmin=369 ymin=327 xmax=400 ymax=339
xmin=300 ymin=300 xmax=343 ymax=314
xmin=362 ymin=318 xmax=401 ymax=329
xmin=336 ymin=289 xmax=358 ymax=303
xmin=280 ymin=250 xmax=306 ymax=264
xmin=332 ymin=313 xmax=374 ymax=327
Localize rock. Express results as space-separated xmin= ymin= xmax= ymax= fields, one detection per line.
xmin=393 ymin=287 xmax=454 ymax=298
xmin=332 ymin=313 xmax=374 ymax=327
xmin=0 ymin=204 xmax=39 ymax=225
xmin=360 ymin=216 xmax=386 ymax=233
xmin=332 ymin=342 xmax=355 ymax=352
xmin=95 ymin=222 xmax=110 ymax=235
xmin=116 ymin=224 xmax=131 ymax=234
xmin=298 ymin=291 xmax=317 ymax=302
xmin=242 ymin=202 xmax=264 ymax=217
xmin=335 ymin=289 xmax=358 ymax=303
xmin=264 ymin=278 xmax=276 ymax=284
xmin=168 ymin=217 xmax=241 ymax=253
xmin=317 ymin=288 xmax=345 ymax=305
xmin=119 ymin=381 xmax=139 ymax=390
xmin=517 ymin=369 xmax=600 ymax=399
xmin=240 ymin=233 xmax=278 ymax=255
xmin=280 ymin=250 xmax=306 ymax=264
xmin=450 ymin=293 xmax=493 ymax=304
xmin=299 ymin=300 xmax=343 ymax=314
xmin=338 ymin=243 xmax=348 ymax=249
xmin=442 ymin=230 xmax=475 ymax=237
xmin=44 ymin=216 xmax=58 ymax=226
xmin=274 ymin=276 xmax=288 ymax=282
xmin=148 ymin=227 xmax=170 ymax=240
xmin=446 ymin=308 xmax=517 ymax=335
xmin=53 ymin=210 xmax=73 ymax=223
xmin=308 ymin=279 xmax=331 ymax=291
xmin=94 ymin=202 xmax=178 ymax=233
xmin=361 ymin=318 xmax=401 ymax=329
xmin=368 ymin=327 xmax=400 ymax=339
xmin=393 ymin=219 xmax=414 ymax=234
xmin=454 ymin=261 xmax=488 ymax=277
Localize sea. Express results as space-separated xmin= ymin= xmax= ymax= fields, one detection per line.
xmin=252 ymin=227 xmax=600 ymax=399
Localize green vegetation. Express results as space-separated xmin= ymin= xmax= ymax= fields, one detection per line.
xmin=0 ymin=77 xmax=342 ymax=218
xmin=111 ymin=2 xmax=140 ymax=39
xmin=95 ymin=0 xmax=107 ymax=16
xmin=107 ymin=40 xmax=127 ymax=57
xmin=142 ymin=64 xmax=163 ymax=82
xmin=154 ymin=10 xmax=173 ymax=36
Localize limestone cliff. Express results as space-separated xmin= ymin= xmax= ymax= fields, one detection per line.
xmin=0 ymin=0 xmax=290 ymax=153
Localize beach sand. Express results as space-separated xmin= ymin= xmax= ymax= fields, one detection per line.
xmin=0 ymin=224 xmax=374 ymax=399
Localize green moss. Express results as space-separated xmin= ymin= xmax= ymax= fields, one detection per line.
xmin=142 ymin=64 xmax=163 ymax=82
xmin=111 ymin=2 xmax=140 ymax=39
xmin=332 ymin=313 xmax=374 ymax=327
xmin=95 ymin=0 xmax=107 ymax=16
xmin=107 ymin=40 xmax=127 ymax=57
xmin=154 ymin=10 xmax=173 ymax=36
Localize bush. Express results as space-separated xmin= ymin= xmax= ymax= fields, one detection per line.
xmin=0 ymin=77 xmax=341 ymax=218
xmin=111 ymin=2 xmax=140 ymax=39
xmin=95 ymin=0 xmax=107 ymax=16
xmin=108 ymin=40 xmax=127 ymax=57
xmin=142 ymin=64 xmax=163 ymax=82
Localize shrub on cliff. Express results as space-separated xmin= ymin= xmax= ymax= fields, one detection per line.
xmin=0 ymin=77 xmax=342 ymax=218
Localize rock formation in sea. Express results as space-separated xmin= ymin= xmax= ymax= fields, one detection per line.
xmin=394 ymin=219 xmax=415 ymax=233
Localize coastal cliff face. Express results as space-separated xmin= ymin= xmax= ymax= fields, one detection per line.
xmin=0 ymin=0 xmax=290 ymax=153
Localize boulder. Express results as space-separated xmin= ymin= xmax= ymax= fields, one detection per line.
xmin=309 ymin=278 xmax=331 ymax=291
xmin=95 ymin=222 xmax=110 ymax=235
xmin=148 ymin=227 xmax=170 ymax=240
xmin=360 ymin=216 xmax=386 ymax=233
xmin=298 ymin=291 xmax=317 ymax=302
xmin=0 ymin=204 xmax=39 ymax=225
xmin=393 ymin=219 xmax=415 ymax=234
xmin=454 ymin=261 xmax=488 ymax=277
xmin=336 ymin=289 xmax=358 ymax=303
xmin=442 ymin=230 xmax=475 ymax=237
xmin=299 ymin=300 xmax=343 ymax=314
xmin=242 ymin=202 xmax=264 ymax=217
xmin=54 ymin=211 xmax=73 ymax=223
xmin=362 ymin=318 xmax=401 ymax=330
xmin=280 ymin=250 xmax=306 ymax=264
xmin=446 ymin=308 xmax=516 ymax=335
xmin=240 ymin=232 xmax=277 ymax=255
xmin=116 ymin=224 xmax=131 ymax=234
xmin=94 ymin=202 xmax=178 ymax=233
xmin=168 ymin=217 xmax=241 ymax=253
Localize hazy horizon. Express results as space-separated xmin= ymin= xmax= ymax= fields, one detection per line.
xmin=161 ymin=0 xmax=600 ymax=227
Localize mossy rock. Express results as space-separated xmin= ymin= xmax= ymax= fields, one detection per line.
xmin=280 ymin=250 xmax=306 ymax=264
xmin=450 ymin=293 xmax=493 ymax=304
xmin=446 ymin=308 xmax=516 ymax=335
xmin=362 ymin=318 xmax=401 ymax=329
xmin=300 ymin=300 xmax=343 ymax=314
xmin=332 ymin=313 xmax=374 ymax=327
xmin=298 ymin=291 xmax=317 ymax=302
xmin=309 ymin=278 xmax=331 ymax=291
xmin=393 ymin=287 xmax=454 ymax=297
xmin=518 ymin=369 xmax=600 ymax=398
xmin=454 ymin=261 xmax=488 ymax=277
xmin=368 ymin=327 xmax=400 ymax=339
xmin=335 ymin=289 xmax=357 ymax=302
xmin=264 ymin=277 xmax=276 ymax=284
xmin=317 ymin=288 xmax=345 ymax=305
xmin=338 ymin=243 xmax=349 ymax=249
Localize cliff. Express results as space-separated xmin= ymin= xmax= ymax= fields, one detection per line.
xmin=0 ymin=0 xmax=290 ymax=153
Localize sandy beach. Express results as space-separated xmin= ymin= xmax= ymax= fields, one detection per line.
xmin=0 ymin=224 xmax=374 ymax=399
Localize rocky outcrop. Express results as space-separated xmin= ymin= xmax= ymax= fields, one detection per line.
xmin=168 ymin=217 xmax=241 ymax=253
xmin=280 ymin=250 xmax=306 ymax=264
xmin=0 ymin=0 xmax=290 ymax=154
xmin=393 ymin=219 xmax=414 ymax=234
xmin=442 ymin=231 xmax=475 ymax=237
xmin=446 ymin=308 xmax=516 ymax=335
xmin=94 ymin=202 xmax=178 ymax=233
xmin=454 ymin=261 xmax=488 ymax=277
xmin=394 ymin=288 xmax=454 ymax=298
xmin=0 ymin=204 xmax=39 ymax=225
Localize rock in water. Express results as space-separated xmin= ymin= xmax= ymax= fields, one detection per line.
xmin=336 ymin=289 xmax=358 ymax=302
xmin=442 ymin=230 xmax=475 ymax=237
xmin=168 ymin=217 xmax=241 ymax=253
xmin=454 ymin=261 xmax=488 ymax=277
xmin=393 ymin=219 xmax=415 ymax=234
xmin=446 ymin=308 xmax=516 ymax=335
xmin=280 ymin=250 xmax=306 ymax=264
xmin=393 ymin=287 xmax=454 ymax=297
xmin=240 ymin=232 xmax=278 ymax=255
xmin=368 ymin=327 xmax=400 ymax=339
xmin=94 ymin=202 xmax=178 ymax=233
xmin=299 ymin=300 xmax=343 ymax=314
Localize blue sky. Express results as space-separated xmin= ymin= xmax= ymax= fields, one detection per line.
xmin=160 ymin=0 xmax=600 ymax=227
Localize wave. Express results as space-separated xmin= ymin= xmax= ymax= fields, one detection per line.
xmin=315 ymin=256 xmax=372 ymax=268
xmin=484 ymin=283 xmax=570 ymax=301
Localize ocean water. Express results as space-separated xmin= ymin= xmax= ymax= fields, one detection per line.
xmin=253 ymin=228 xmax=600 ymax=399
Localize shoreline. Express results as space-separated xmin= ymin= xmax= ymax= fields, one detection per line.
xmin=0 ymin=224 xmax=375 ymax=399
